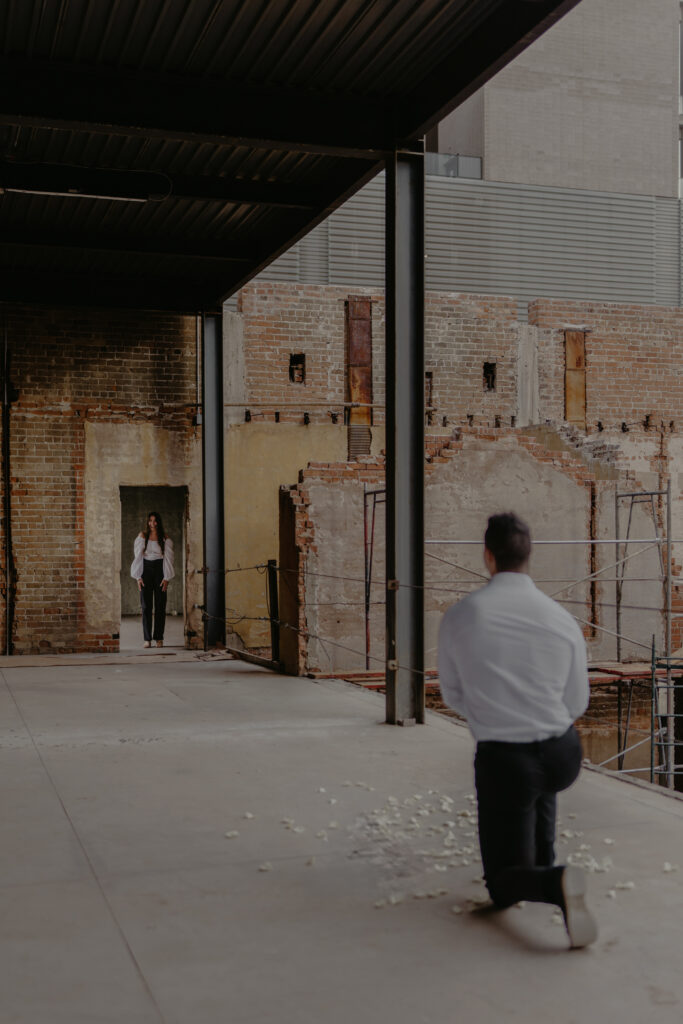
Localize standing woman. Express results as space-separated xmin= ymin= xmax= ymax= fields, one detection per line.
xmin=130 ymin=511 xmax=175 ymax=648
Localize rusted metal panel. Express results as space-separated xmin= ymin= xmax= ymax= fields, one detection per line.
xmin=348 ymin=366 xmax=372 ymax=424
xmin=348 ymin=298 xmax=372 ymax=321
xmin=565 ymin=330 xmax=586 ymax=369
xmin=346 ymin=296 xmax=373 ymax=426
xmin=348 ymin=317 xmax=372 ymax=365
xmin=565 ymin=368 xmax=586 ymax=426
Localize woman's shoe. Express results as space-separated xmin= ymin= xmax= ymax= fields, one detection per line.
xmin=156 ymin=640 xmax=163 ymax=648
xmin=143 ymin=641 xmax=151 ymax=648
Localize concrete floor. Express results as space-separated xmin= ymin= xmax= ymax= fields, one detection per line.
xmin=3 ymin=655 xmax=683 ymax=1024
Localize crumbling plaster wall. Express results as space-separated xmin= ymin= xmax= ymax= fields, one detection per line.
xmin=285 ymin=429 xmax=666 ymax=674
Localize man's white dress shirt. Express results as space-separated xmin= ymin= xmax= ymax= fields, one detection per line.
xmin=438 ymin=572 xmax=589 ymax=743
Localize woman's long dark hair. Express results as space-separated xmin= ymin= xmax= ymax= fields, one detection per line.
xmin=144 ymin=511 xmax=166 ymax=554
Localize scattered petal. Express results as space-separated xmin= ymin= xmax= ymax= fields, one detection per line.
xmin=374 ymin=899 xmax=387 ymax=909
xmin=281 ymin=817 xmax=294 ymax=826
xmin=616 ymin=881 xmax=635 ymax=890
xmin=328 ymin=821 xmax=339 ymax=829
xmin=316 ymin=830 xmax=328 ymax=841
xmin=388 ymin=893 xmax=405 ymax=905
xmin=318 ymin=787 xmax=326 ymax=793
xmin=258 ymin=862 xmax=273 ymax=872
xmin=244 ymin=812 xmax=255 ymax=820
xmin=292 ymin=826 xmax=306 ymax=834
xmin=606 ymin=889 xmax=616 ymax=899
xmin=603 ymin=838 xmax=615 ymax=845
xmin=224 ymin=830 xmax=239 ymax=838
xmin=450 ymin=905 xmax=463 ymax=915
xmin=329 ymin=798 xmax=337 ymax=805
xmin=663 ymin=862 xmax=678 ymax=873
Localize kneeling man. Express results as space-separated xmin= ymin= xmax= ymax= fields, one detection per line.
xmin=438 ymin=512 xmax=597 ymax=948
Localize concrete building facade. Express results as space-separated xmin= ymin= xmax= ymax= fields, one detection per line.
xmin=433 ymin=0 xmax=681 ymax=199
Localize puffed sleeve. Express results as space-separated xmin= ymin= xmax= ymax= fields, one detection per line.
xmin=163 ymin=537 xmax=175 ymax=582
xmin=130 ymin=535 xmax=145 ymax=580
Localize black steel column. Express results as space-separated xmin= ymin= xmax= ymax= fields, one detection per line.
xmin=385 ymin=148 xmax=425 ymax=725
xmin=201 ymin=313 xmax=226 ymax=648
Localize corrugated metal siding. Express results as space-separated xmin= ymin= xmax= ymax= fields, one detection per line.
xmin=329 ymin=178 xmax=385 ymax=288
xmin=247 ymin=174 xmax=682 ymax=314
xmin=299 ymin=222 xmax=330 ymax=284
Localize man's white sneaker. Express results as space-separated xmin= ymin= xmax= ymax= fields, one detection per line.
xmin=561 ymin=867 xmax=598 ymax=949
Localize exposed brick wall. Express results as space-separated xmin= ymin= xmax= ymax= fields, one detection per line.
xmin=238 ymin=282 xmax=522 ymax=429
xmin=0 ymin=306 xmax=197 ymax=655
xmin=530 ymin=299 xmax=683 ymax=432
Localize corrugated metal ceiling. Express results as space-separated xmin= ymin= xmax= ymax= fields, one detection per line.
xmin=0 ymin=0 xmax=581 ymax=311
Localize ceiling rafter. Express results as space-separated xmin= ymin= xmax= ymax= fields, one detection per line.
xmin=0 ymin=159 xmax=336 ymax=209
xmin=0 ymin=57 xmax=396 ymax=159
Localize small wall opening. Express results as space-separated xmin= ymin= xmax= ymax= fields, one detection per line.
xmin=120 ymin=485 xmax=187 ymax=650
xmin=483 ymin=362 xmax=496 ymax=391
xmin=289 ymin=353 xmax=306 ymax=383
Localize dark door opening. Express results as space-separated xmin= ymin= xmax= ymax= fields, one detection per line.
xmin=120 ymin=486 xmax=187 ymax=650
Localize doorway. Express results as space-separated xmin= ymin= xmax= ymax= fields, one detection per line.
xmin=120 ymin=486 xmax=187 ymax=650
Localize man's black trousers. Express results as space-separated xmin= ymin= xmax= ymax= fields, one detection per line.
xmin=474 ymin=725 xmax=583 ymax=909
xmin=140 ymin=558 xmax=167 ymax=642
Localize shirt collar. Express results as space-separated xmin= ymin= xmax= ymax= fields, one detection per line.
xmin=487 ymin=572 xmax=535 ymax=587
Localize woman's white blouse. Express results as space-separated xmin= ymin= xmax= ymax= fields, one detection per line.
xmin=130 ymin=536 xmax=175 ymax=582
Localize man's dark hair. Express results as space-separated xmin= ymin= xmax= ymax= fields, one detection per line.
xmin=484 ymin=512 xmax=531 ymax=571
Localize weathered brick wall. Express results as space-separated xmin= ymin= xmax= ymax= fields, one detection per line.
xmin=0 ymin=306 xmax=198 ymax=654
xmin=530 ymin=299 xmax=683 ymax=431
xmin=237 ymin=282 xmax=523 ymax=428
xmin=238 ymin=285 xmax=683 ymax=436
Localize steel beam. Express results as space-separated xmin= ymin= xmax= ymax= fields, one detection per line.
xmin=385 ymin=149 xmax=425 ymax=725
xmin=201 ymin=313 xmax=226 ymax=649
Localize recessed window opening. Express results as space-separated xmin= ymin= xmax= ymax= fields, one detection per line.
xmin=289 ymin=354 xmax=306 ymax=383
xmin=425 ymin=371 xmax=434 ymax=426
xmin=483 ymin=362 xmax=496 ymax=391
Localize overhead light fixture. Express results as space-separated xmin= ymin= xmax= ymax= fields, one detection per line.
xmin=1 ymin=186 xmax=148 ymax=203
xmin=0 ymin=160 xmax=170 ymax=203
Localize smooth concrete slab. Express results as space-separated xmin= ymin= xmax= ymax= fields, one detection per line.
xmin=2 ymin=659 xmax=683 ymax=1023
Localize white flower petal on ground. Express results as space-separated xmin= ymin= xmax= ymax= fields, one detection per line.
xmin=374 ymin=899 xmax=387 ymax=909
xmin=663 ymin=862 xmax=679 ymax=873
xmin=244 ymin=812 xmax=255 ymax=820
xmin=292 ymin=826 xmax=305 ymax=834
xmin=224 ymin=830 xmax=239 ymax=838
xmin=258 ymin=862 xmax=273 ymax=872
xmin=451 ymin=905 xmax=463 ymax=915
xmin=328 ymin=821 xmax=339 ymax=829
xmin=603 ymin=838 xmax=615 ymax=845
xmin=606 ymin=889 xmax=616 ymax=899
xmin=388 ymin=893 xmax=405 ymax=905
xmin=616 ymin=881 xmax=635 ymax=890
